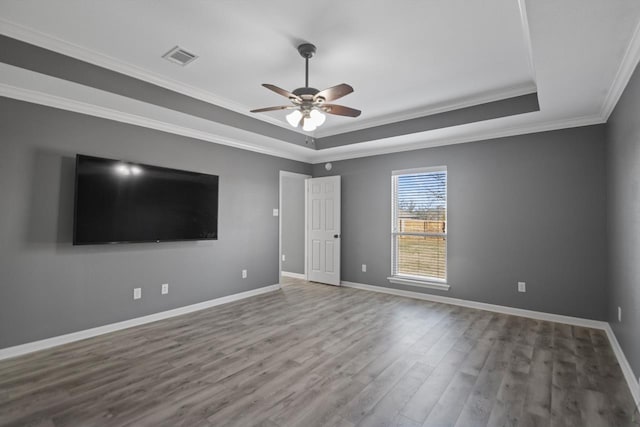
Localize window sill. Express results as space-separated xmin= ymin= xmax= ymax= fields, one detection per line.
xmin=387 ymin=276 xmax=450 ymax=291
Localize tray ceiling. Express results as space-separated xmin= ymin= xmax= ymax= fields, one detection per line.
xmin=1 ymin=0 xmax=639 ymax=162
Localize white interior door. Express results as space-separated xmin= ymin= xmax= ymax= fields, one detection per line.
xmin=306 ymin=176 xmax=341 ymax=286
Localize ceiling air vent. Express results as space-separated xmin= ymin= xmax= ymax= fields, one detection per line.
xmin=162 ymin=46 xmax=198 ymax=66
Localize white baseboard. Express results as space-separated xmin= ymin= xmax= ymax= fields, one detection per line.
xmin=341 ymin=281 xmax=606 ymax=329
xmin=604 ymin=324 xmax=640 ymax=409
xmin=342 ymin=280 xmax=639 ymax=409
xmin=0 ymin=284 xmax=281 ymax=361
xmin=281 ymin=271 xmax=306 ymax=280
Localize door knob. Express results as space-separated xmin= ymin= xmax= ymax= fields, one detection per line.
xmin=334 ymin=234 xmax=340 ymax=238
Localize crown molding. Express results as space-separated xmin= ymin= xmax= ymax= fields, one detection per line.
xmin=3 ymin=7 xmax=640 ymax=147
xmin=0 ymin=63 xmax=313 ymax=163
xmin=0 ymin=61 xmax=602 ymax=166
xmin=0 ymin=83 xmax=310 ymax=163
xmin=1 ymin=18 xmax=541 ymax=142
xmin=0 ymin=18 xmax=298 ymax=133
xmin=313 ymin=83 xmax=537 ymax=138
xmin=601 ymin=17 xmax=640 ymax=120
xmin=310 ymin=114 xmax=605 ymax=163
xmin=0 ymin=61 xmax=604 ymax=166
xmin=2 ymin=15 xmax=630 ymax=164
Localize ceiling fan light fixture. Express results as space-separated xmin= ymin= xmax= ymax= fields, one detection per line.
xmin=302 ymin=118 xmax=317 ymax=132
xmin=309 ymin=109 xmax=326 ymax=127
xmin=286 ymin=110 xmax=303 ymax=127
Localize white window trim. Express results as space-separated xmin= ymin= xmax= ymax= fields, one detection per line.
xmin=391 ymin=166 xmax=445 ymax=176
xmin=387 ymin=276 xmax=450 ymax=291
xmin=389 ymin=166 xmax=449 ymax=290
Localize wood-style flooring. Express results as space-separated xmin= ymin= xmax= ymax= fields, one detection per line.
xmin=0 ymin=278 xmax=637 ymax=427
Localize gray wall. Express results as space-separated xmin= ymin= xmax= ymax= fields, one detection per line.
xmin=606 ymin=62 xmax=640 ymax=379
xmin=313 ymin=126 xmax=608 ymax=320
xmin=0 ymin=95 xmax=610 ymax=351
xmin=280 ymin=175 xmax=307 ymax=275
xmin=0 ymin=97 xmax=310 ymax=349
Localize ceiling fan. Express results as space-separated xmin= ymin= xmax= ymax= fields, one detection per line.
xmin=250 ymin=43 xmax=361 ymax=132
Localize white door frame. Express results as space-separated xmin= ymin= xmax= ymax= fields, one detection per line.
xmin=279 ymin=171 xmax=311 ymax=283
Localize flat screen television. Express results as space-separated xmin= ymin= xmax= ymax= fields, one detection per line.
xmin=73 ymin=154 xmax=218 ymax=245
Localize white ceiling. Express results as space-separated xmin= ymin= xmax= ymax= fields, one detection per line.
xmin=1 ymin=0 xmax=640 ymax=162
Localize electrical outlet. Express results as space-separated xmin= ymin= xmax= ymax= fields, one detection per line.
xmin=242 ymin=269 xmax=247 ymax=279
xmin=362 ymin=264 xmax=367 ymax=272
xmin=273 ymin=208 xmax=279 ymax=216
xmin=618 ymin=306 xmax=622 ymax=322
xmin=161 ymin=283 xmax=169 ymax=295
xmin=518 ymin=282 xmax=526 ymax=293
xmin=133 ymin=288 xmax=142 ymax=300
xmin=282 ymin=254 xmax=286 ymax=262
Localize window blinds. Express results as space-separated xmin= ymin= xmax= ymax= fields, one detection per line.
xmin=391 ymin=167 xmax=447 ymax=282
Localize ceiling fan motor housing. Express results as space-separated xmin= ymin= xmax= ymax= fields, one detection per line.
xmin=292 ymin=87 xmax=320 ymax=97
xmin=293 ymin=86 xmax=324 ymax=113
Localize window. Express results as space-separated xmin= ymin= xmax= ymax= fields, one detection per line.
xmin=389 ymin=166 xmax=449 ymax=290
